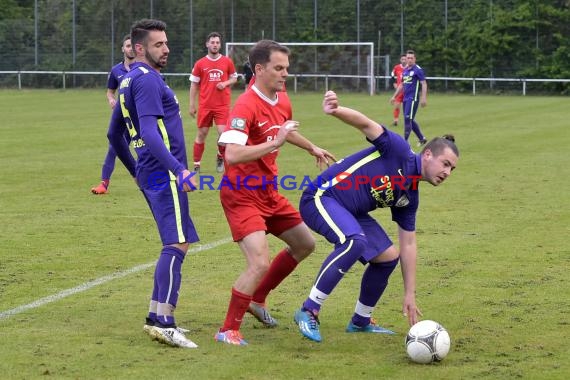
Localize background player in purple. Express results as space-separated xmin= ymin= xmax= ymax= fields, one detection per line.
xmin=107 ymin=19 xmax=200 ymax=349
xmin=91 ymin=34 xmax=135 ymax=194
xmin=390 ymin=49 xmax=428 ymax=147
xmin=294 ymin=90 xmax=459 ymax=343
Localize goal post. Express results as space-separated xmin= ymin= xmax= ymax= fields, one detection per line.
xmin=226 ymin=42 xmax=375 ymax=95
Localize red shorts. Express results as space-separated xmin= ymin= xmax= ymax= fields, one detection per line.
xmin=220 ymin=186 xmax=303 ymax=241
xmin=197 ymin=107 xmax=230 ymax=128
xmin=394 ymin=92 xmax=404 ymax=104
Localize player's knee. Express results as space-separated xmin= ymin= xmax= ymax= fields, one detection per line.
xmin=163 ymin=245 xmax=187 ymax=262
xmin=372 ymin=257 xmax=399 ymax=280
xmin=337 ymin=235 xmax=368 ymax=259
xmin=249 ymin=257 xmax=271 ymax=280
xmin=346 ymin=235 xmax=368 ymax=255
xmin=289 ymin=233 xmax=316 ymax=261
xmin=332 ymin=236 xmax=368 ymax=272
xmin=301 ymin=234 xmax=316 ymax=255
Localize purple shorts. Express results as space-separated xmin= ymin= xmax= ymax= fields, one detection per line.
xmin=141 ymin=182 xmax=200 ymax=245
xmin=299 ymin=193 xmax=392 ymax=263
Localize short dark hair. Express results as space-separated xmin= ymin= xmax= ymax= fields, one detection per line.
xmin=207 ymin=32 xmax=222 ymax=42
xmin=422 ymin=134 xmax=459 ymax=157
xmin=249 ymin=40 xmax=290 ymax=69
xmin=122 ymin=34 xmax=131 ymax=44
xmin=406 ymin=49 xmax=416 ymax=56
xmin=130 ymin=19 xmax=166 ymax=47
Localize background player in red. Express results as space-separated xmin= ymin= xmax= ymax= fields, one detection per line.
xmin=215 ymin=40 xmax=335 ymax=346
xmin=389 ymin=54 xmax=407 ymax=127
xmin=188 ymin=32 xmax=238 ymax=173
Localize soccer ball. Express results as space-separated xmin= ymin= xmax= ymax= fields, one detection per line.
xmin=405 ymin=320 xmax=451 ymax=364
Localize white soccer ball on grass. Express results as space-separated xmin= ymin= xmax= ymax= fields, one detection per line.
xmin=405 ymin=320 xmax=451 ymax=364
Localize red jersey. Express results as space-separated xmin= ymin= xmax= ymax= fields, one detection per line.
xmin=391 ymin=63 xmax=405 ymax=86
xmin=190 ymin=54 xmax=237 ymax=110
xmin=218 ymin=85 xmax=292 ymax=187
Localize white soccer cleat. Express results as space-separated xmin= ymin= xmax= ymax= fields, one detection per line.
xmin=149 ymin=325 xmax=198 ymax=348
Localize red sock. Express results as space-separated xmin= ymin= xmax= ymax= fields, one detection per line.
xmin=252 ymin=249 xmax=298 ymax=304
xmin=393 ymin=108 xmax=400 ymax=120
xmin=221 ymin=288 xmax=252 ymax=331
xmin=193 ymin=142 xmax=205 ymax=164
xmin=102 ymin=179 xmax=110 ymax=188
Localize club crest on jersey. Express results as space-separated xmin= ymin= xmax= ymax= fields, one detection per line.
xmin=230 ymin=118 xmax=246 ymax=130
xmin=395 ymin=194 xmax=410 ymax=207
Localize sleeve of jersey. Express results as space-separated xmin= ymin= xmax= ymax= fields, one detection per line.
xmin=218 ymin=101 xmax=250 ymax=146
xmin=390 ymin=191 xmax=418 ymax=232
xmin=369 ymin=128 xmax=411 ymax=160
xmin=107 ymin=106 xmax=136 ymax=177
xmin=107 ymin=68 xmax=118 ymax=90
xmin=417 ymin=68 xmax=427 ymax=81
xmin=189 ymin=61 xmax=201 ymax=83
xmin=391 ymin=205 xmax=417 ymax=232
xmin=139 ymin=115 xmax=185 ymax=175
xmin=228 ymin=59 xmax=237 ymax=76
xmin=133 ymin=77 xmax=185 ymax=175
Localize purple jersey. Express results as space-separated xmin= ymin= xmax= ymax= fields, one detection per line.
xmin=107 ymin=62 xmax=129 ymax=90
xmin=303 ymin=128 xmax=421 ymax=231
xmin=402 ymin=64 xmax=426 ymax=102
xmin=110 ymin=62 xmax=188 ymax=188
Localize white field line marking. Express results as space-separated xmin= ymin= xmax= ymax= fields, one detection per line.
xmin=0 ymin=237 xmax=232 ymax=321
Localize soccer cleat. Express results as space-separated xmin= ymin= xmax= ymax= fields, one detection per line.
xmin=144 ymin=318 xmax=190 ymax=335
xmin=392 ymin=121 xmax=398 ymax=127
xmin=193 ymin=165 xmax=200 ymax=174
xmin=294 ymin=308 xmax=322 ymax=342
xmin=148 ymin=325 xmax=198 ymax=348
xmin=91 ymin=182 xmax=108 ymax=194
xmin=417 ymin=138 xmax=428 ymax=147
xmin=346 ymin=319 xmax=396 ymax=335
xmin=216 ymin=157 xmax=224 ymax=173
xmin=247 ymin=302 xmax=278 ymax=328
xmin=214 ymin=329 xmax=248 ymax=346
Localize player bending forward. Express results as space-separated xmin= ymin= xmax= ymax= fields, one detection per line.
xmin=294 ymin=90 xmax=459 ymax=342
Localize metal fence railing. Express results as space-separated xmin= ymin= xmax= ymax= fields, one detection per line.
xmin=1 ymin=71 xmax=569 ymax=96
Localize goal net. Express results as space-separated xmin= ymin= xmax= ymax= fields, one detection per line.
xmin=226 ymin=42 xmax=375 ymax=95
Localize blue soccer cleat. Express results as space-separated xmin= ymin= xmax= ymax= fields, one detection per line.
xmin=346 ymin=318 xmax=396 ymax=335
xmin=294 ymin=308 xmax=322 ymax=342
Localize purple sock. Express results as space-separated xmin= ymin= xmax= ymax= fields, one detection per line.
xmin=351 ymin=258 xmax=399 ymax=327
xmin=303 ymin=238 xmax=366 ymax=312
xmin=403 ymin=119 xmax=412 ymax=141
xmin=154 ymin=246 xmax=185 ymax=326
xmin=147 ymin=312 xmax=157 ymax=324
xmin=411 ymin=120 xmax=425 ymax=141
xmin=147 ymin=276 xmax=159 ymax=323
xmin=101 ymin=145 xmax=117 ymax=180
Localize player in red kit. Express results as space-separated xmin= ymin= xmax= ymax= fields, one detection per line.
xmin=214 ymin=40 xmax=335 ymax=346
xmin=389 ymin=54 xmax=407 ymax=127
xmin=189 ymin=32 xmax=238 ymax=173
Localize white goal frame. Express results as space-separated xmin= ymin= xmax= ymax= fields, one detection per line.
xmin=226 ymin=42 xmax=375 ymax=95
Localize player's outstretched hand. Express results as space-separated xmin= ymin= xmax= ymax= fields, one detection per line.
xmin=402 ymin=294 xmax=423 ymax=327
xmin=322 ymin=90 xmax=339 ymax=114
xmin=177 ymin=169 xmax=197 ymax=192
xmin=309 ymin=146 xmax=336 ymax=170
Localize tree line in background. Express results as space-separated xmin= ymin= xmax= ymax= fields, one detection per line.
xmin=1 ymin=0 xmax=569 ymax=93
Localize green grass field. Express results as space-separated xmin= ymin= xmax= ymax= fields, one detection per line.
xmin=0 ymin=89 xmax=568 ymax=379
